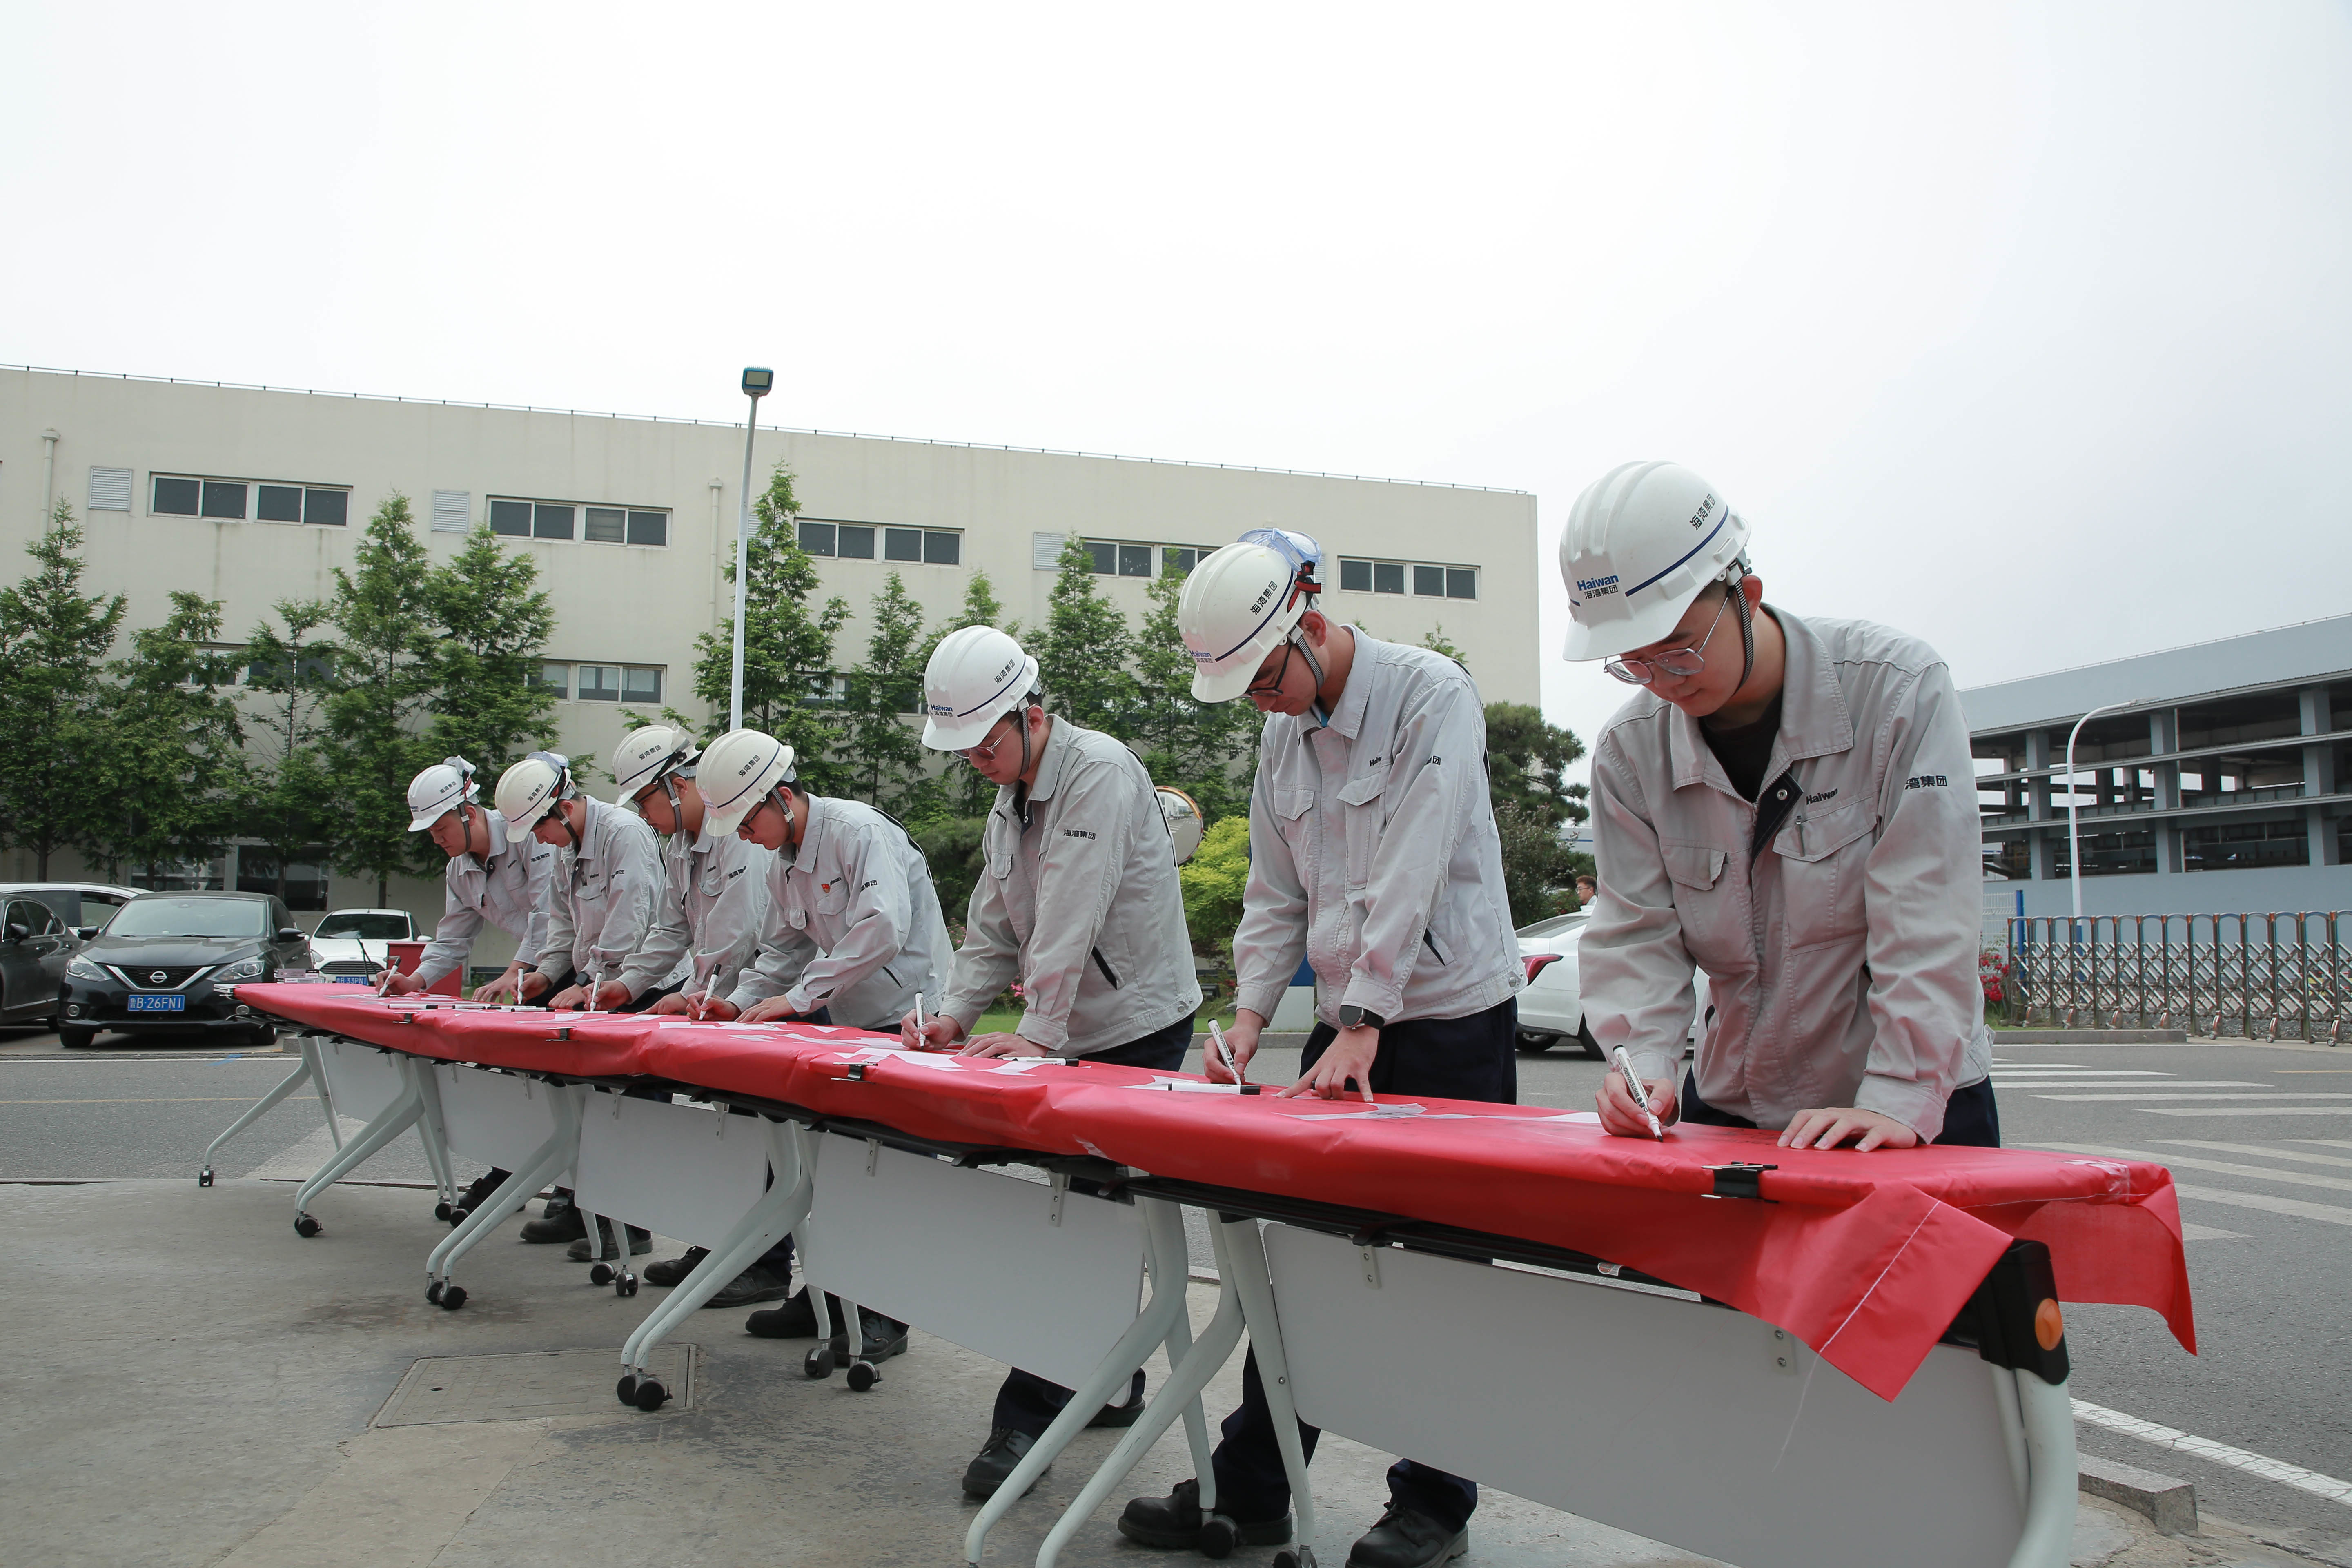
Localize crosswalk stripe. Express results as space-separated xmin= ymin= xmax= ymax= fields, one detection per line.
xmin=1990 ymin=1068 xmax=2169 ymax=1077
xmin=2033 ymin=1143 xmax=2352 ymax=1194
xmin=2298 ymin=1140 xmax=2352 ymax=1151
xmin=2143 ymin=1107 xmax=2352 ymax=1117
xmin=2013 ymin=1080 xmax=2265 ymax=1090
xmin=2033 ymin=1092 xmax=2352 ymax=1102
xmin=2173 ymin=1184 xmax=2352 ymax=1227
xmin=2072 ymin=1400 xmax=2352 ymax=1506
xmin=2160 ymin=1141 xmax=2352 ymax=1170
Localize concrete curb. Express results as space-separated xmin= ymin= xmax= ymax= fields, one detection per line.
xmin=2078 ymin=1452 xmax=2198 ymax=1535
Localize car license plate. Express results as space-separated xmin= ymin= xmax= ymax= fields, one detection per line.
xmin=333 ymin=976 xmax=374 ymax=985
xmin=128 ymin=993 xmax=186 ymax=1012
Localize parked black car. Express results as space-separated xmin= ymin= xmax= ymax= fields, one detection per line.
xmin=60 ymin=892 xmax=314 ymax=1049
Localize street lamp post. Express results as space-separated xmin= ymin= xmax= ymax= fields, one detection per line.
xmin=729 ymin=368 xmax=774 ymax=732
xmin=2064 ymin=697 xmax=2147 ymax=922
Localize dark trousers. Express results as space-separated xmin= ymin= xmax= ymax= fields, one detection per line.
xmin=1678 ymin=1073 xmax=2002 ymax=1148
xmin=1207 ymin=997 xmax=1518 ymax=1533
xmin=991 ymin=1012 xmax=1196 ymax=1436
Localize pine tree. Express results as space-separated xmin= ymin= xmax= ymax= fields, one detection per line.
xmin=1133 ymin=562 xmax=1256 ymax=822
xmin=835 ymin=572 xmax=929 ymax=815
xmin=689 ymin=465 xmax=850 ymax=788
xmin=1033 ymin=537 xmax=1135 ymax=737
xmin=423 ymin=525 xmax=559 ymax=778
xmin=97 ymin=593 xmax=249 ymax=884
xmin=0 ymin=502 xmax=126 ymax=877
xmin=241 ymin=600 xmax=339 ymax=906
xmin=319 ymin=494 xmax=437 ymax=904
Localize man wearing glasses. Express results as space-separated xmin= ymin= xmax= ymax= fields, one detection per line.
xmin=1563 ymin=460 xmax=1996 ymax=1153
xmin=1124 ymin=531 xmax=1521 ymax=1568
xmin=907 ymin=625 xmax=1202 ymax=1501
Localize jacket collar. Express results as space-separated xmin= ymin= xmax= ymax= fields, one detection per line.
xmin=1663 ymin=606 xmax=1854 ymax=793
xmin=785 ymin=793 xmax=832 ymax=872
xmin=1281 ymin=625 xmax=1374 ymax=740
xmin=471 ymin=810 xmax=513 ymax=871
xmin=1026 ymin=717 xmax=1080 ymax=805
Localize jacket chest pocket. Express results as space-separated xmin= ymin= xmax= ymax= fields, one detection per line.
xmin=1271 ymin=787 xmax=1315 ymax=860
xmin=572 ymin=864 xmax=608 ymax=904
xmin=1662 ymin=841 xmax=1734 ymax=959
xmin=1773 ymin=796 xmax=1876 ymax=951
xmin=1334 ymin=773 xmax=1385 ymax=890
xmin=698 ymin=865 xmax=728 ymax=901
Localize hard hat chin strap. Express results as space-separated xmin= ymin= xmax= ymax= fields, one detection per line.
xmin=1727 ymin=564 xmax=1756 ymax=693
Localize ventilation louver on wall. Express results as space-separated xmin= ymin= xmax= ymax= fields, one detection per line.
xmin=88 ymin=467 xmax=132 ymax=512
xmin=1032 ymin=532 xmax=1067 ymax=570
xmin=431 ymin=491 xmax=472 ymax=534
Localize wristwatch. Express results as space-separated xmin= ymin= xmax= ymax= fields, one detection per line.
xmin=1338 ymin=1005 xmax=1387 ymax=1031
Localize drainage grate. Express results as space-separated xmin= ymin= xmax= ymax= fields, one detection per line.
xmin=374 ymin=1346 xmax=694 ymax=1426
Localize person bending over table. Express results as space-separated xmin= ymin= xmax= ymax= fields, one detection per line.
xmin=1560 ymin=461 xmax=1998 ymax=1152
xmin=379 ymin=757 xmax=557 ymax=1221
xmin=1121 ymin=529 xmax=1524 ymax=1568
xmin=649 ymin=724 xmax=950 ymax=1348
xmin=902 ymin=626 xmax=1204 ymax=1504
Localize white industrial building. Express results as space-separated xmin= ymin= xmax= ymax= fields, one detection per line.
xmin=1 ymin=364 xmax=1538 ymax=959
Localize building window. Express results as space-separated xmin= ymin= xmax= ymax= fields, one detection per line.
xmin=1339 ymin=556 xmax=1472 ymax=599
xmin=152 ymin=474 xmax=350 ymax=526
xmin=1071 ymin=537 xmax=1205 ymax=577
xmin=528 ymin=663 xmax=570 ymax=699
xmin=539 ymin=662 xmax=659 ymax=704
xmin=486 ymin=497 xmax=668 ymax=547
xmin=1084 ymin=540 xmax=1117 ymax=574
xmin=884 ymin=527 xmax=923 ymax=563
xmin=1163 ymin=546 xmax=1200 ymax=576
xmin=2183 ymin=820 xmax=2310 ymax=872
xmin=577 ymin=665 xmax=621 ymax=701
xmin=802 ymin=520 xmax=957 ymax=565
xmin=923 ymin=530 xmax=959 ymax=565
xmin=623 ymin=666 xmax=662 ymax=704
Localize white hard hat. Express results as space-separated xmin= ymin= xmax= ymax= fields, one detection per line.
xmin=921 ymin=626 xmax=1039 ymax=751
xmin=612 ymin=724 xmax=700 ymax=805
xmin=697 ymin=729 xmax=797 ymax=837
xmin=1157 ymin=786 xmax=1205 ymax=865
xmin=1558 ymin=461 xmax=1751 ymax=662
xmin=406 ymin=757 xmax=479 ymax=832
xmin=1178 ymin=539 xmax=1320 ymax=703
xmin=494 ymin=751 xmax=574 ymax=831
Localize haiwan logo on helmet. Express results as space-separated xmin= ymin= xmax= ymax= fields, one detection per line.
xmin=1575 ymin=574 xmax=1621 ymax=598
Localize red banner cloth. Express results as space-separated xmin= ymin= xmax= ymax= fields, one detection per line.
xmin=237 ymin=986 xmax=2194 ymax=1401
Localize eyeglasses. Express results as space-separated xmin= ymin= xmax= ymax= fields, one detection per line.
xmin=959 ymin=714 xmax=1018 ymax=764
xmin=1245 ymin=641 xmax=1298 ymax=699
xmin=1604 ymin=590 xmax=1735 ymax=686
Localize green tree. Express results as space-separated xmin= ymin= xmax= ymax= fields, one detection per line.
xmin=1132 ymin=562 xmax=1256 ymax=822
xmin=241 ymin=599 xmax=339 ymax=905
xmin=97 ymin=593 xmax=249 ymax=884
xmin=1179 ymin=815 xmax=1252 ymax=958
xmin=835 ymin=572 xmax=931 ymax=815
xmin=1493 ymin=799 xmax=1587 ymax=927
xmin=423 ymin=525 xmax=559 ymax=777
xmin=319 ymin=494 xmax=438 ymax=903
xmin=1484 ymin=702 xmax=1588 ymax=829
xmin=0 ymin=503 xmax=125 ymax=877
xmin=689 ymin=465 xmax=849 ymax=788
xmin=1032 ymin=537 xmax=1135 ymax=737
xmin=913 ymin=570 xmax=1013 ymax=821
xmin=913 ymin=816 xmax=989 ymax=936
xmin=1421 ymin=624 xmax=1467 ymax=666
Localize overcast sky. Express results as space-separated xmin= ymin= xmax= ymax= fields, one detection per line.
xmin=7 ymin=2 xmax=2348 ymax=769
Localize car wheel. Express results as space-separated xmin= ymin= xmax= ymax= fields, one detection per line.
xmin=59 ymin=1026 xmax=98 ymax=1050
xmin=1576 ymin=1020 xmax=1606 ymax=1061
xmin=1515 ymin=1029 xmax=1555 ymax=1055
xmin=249 ymin=1024 xmax=278 ymax=1047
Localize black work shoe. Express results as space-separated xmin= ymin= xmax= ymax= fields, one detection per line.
xmin=1117 ymin=1479 xmax=1293 ymax=1550
xmin=743 ymin=1286 xmax=843 ymax=1339
xmin=450 ymin=1171 xmax=502 ymax=1218
xmin=565 ymin=1222 xmax=653 ymax=1261
xmin=706 ymin=1265 xmax=794 ymax=1309
xmin=643 ymin=1246 xmax=709 ymax=1287
xmin=1346 ymin=1505 xmax=1468 ymax=1568
xmin=1088 ymin=1374 xmax=1147 ymax=1428
xmin=518 ymin=1197 xmax=585 ymax=1245
xmin=840 ymin=1310 xmax=908 ymax=1363
xmin=961 ymin=1427 xmax=1045 ymax=1499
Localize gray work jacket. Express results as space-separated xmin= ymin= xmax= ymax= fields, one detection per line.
xmin=615 ymin=821 xmax=771 ymax=1003
xmin=940 ymin=719 xmax=1202 ymax=1054
xmin=535 ymin=795 xmax=666 ymax=985
xmin=1580 ymin=609 xmax=1992 ymax=1142
xmin=1233 ymin=629 xmax=1521 ymax=1029
xmin=415 ymin=809 xmax=553 ymax=987
xmin=728 ymin=795 xmax=951 ymax=1030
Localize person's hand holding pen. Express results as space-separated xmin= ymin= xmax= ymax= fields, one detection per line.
xmin=1203 ymin=1010 xmax=1264 ymax=1085
xmin=1596 ymin=1049 xmax=1679 ymax=1138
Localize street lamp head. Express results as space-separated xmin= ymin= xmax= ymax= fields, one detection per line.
xmin=741 ymin=367 xmax=774 ymax=399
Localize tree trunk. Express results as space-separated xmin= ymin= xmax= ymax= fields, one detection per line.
xmin=377 ymin=873 xmax=388 ymax=906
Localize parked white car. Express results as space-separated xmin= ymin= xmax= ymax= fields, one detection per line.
xmin=1514 ymin=912 xmax=1711 ymax=1058
xmin=307 ymin=908 xmax=418 ymax=981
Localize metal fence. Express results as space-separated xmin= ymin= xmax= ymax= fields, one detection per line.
xmin=2002 ymin=913 xmax=2348 ymax=1042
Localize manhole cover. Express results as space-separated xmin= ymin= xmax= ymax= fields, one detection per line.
xmin=374 ymin=1346 xmax=695 ymax=1426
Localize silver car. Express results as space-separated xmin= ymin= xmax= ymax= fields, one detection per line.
xmin=0 ymin=882 xmax=142 ymax=1028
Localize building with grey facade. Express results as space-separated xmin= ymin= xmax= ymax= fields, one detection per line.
xmin=1963 ymin=615 xmax=2352 ymax=919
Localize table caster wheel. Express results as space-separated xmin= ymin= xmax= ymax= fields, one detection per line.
xmin=1200 ymin=1513 xmax=1241 ymax=1559
xmin=440 ymin=1285 xmax=468 ymax=1311
xmin=846 ymin=1360 xmax=879 ymax=1392
xmin=803 ymin=1346 xmax=835 ymax=1379
xmin=198 ymin=1169 xmax=214 ymax=1188
xmin=616 ymin=1274 xmax=638 ymax=1298
xmin=590 ymin=1263 xmax=615 ymax=1286
xmin=616 ymin=1374 xmax=638 ymax=1406
xmin=434 ymin=1200 xmax=452 ymax=1221
xmin=294 ymin=1213 xmax=321 ymax=1238
xmin=1272 ymin=1552 xmax=1304 ymax=1568
xmin=633 ymin=1378 xmax=669 ymax=1411
xmin=427 ymin=1281 xmax=444 ymax=1305
xmin=447 ymin=1206 xmax=469 ymax=1228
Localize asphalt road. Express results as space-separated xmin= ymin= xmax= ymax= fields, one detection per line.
xmin=5 ymin=1024 xmax=2348 ymax=1559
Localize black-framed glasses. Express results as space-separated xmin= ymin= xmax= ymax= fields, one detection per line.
xmin=1604 ymin=590 xmax=1735 ymax=686
xmin=1245 ymin=641 xmax=1298 ymax=700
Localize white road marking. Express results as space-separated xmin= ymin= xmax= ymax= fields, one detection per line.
xmin=2144 ymin=1107 xmax=2352 ymax=1116
xmin=2034 ymin=1143 xmax=2352 ymax=1195
xmin=2179 ymin=1223 xmax=2249 ymax=1241
xmin=1992 ymin=1067 xmax=2168 ymax=1076
xmin=2174 ymin=1184 xmax=2352 ymax=1227
xmin=2034 ymin=1092 xmax=2352 ymax=1102
xmin=2073 ymin=1400 xmax=2352 ymax=1507
xmin=2299 ymin=1140 xmax=2352 ymax=1151
xmin=2020 ymin=1081 xmax=2267 ymax=1090
xmin=2161 ymin=1140 xmax=2352 ymax=1169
